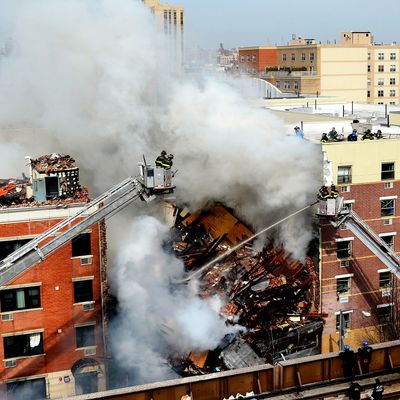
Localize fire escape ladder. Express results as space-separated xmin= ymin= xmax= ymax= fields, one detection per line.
xmin=0 ymin=176 xmax=145 ymax=285
xmin=345 ymin=210 xmax=400 ymax=279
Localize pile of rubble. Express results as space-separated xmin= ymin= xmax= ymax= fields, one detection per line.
xmin=170 ymin=203 xmax=322 ymax=375
xmin=31 ymin=153 xmax=77 ymax=173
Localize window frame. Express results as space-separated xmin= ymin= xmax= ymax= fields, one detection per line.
xmin=72 ymin=233 xmax=92 ymax=257
xmin=379 ymin=271 xmax=392 ymax=289
xmin=3 ymin=332 xmax=44 ymax=359
xmin=336 ymin=312 xmax=351 ymax=331
xmin=336 ymin=240 xmax=352 ymax=260
xmin=75 ymin=324 xmax=96 ymax=348
xmin=0 ymin=286 xmax=41 ymax=312
xmin=381 ymin=199 xmax=395 ymax=217
xmin=73 ymin=279 xmax=93 ymax=304
xmin=381 ymin=162 xmax=395 ymax=180
xmin=337 ymin=165 xmax=352 ymax=184
xmin=336 ymin=277 xmax=351 ymax=295
xmin=378 ymin=65 xmax=384 ymax=72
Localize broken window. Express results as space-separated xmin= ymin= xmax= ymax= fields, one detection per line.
xmin=336 ymin=312 xmax=350 ymax=331
xmin=377 ymin=304 xmax=392 ymax=323
xmin=72 ymin=233 xmax=91 ymax=257
xmin=381 ymin=199 xmax=395 ymax=217
xmin=0 ymin=239 xmax=31 ymax=261
xmin=337 ymin=166 xmax=352 ymax=184
xmin=76 ymin=324 xmax=95 ymax=348
xmin=336 ymin=240 xmax=352 ymax=259
xmin=336 ymin=277 xmax=350 ymax=295
xmin=381 ymin=235 xmax=395 ymax=249
xmin=0 ymin=286 xmax=40 ymax=312
xmin=6 ymin=377 xmax=46 ymax=400
xmin=381 ymin=163 xmax=395 ymax=180
xmin=74 ymin=280 xmax=93 ymax=303
xmin=4 ymin=332 xmax=43 ymax=359
xmin=379 ymin=271 xmax=392 ymax=289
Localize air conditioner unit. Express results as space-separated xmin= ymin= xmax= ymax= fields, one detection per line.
xmin=339 ymin=296 xmax=349 ymax=303
xmin=384 ymin=219 xmax=393 ymax=225
xmin=384 ymin=182 xmax=394 ymax=189
xmin=382 ymin=290 xmax=391 ymax=297
xmin=1 ymin=313 xmax=13 ymax=321
xmin=83 ymin=303 xmax=94 ymax=312
xmin=84 ymin=348 xmax=96 ymax=356
xmin=340 ymin=260 xmax=350 ymax=267
xmin=80 ymin=257 xmax=92 ymax=266
xmin=4 ymin=359 xmax=16 ymax=368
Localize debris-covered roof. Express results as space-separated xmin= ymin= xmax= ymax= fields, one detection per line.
xmin=31 ymin=153 xmax=77 ymax=173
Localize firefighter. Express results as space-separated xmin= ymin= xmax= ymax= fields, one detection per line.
xmin=375 ymin=129 xmax=383 ymax=139
xmin=339 ymin=344 xmax=356 ymax=378
xmin=317 ymin=185 xmax=330 ymax=200
xmin=165 ymin=153 xmax=174 ymax=170
xmin=348 ymin=129 xmax=358 ymax=141
xmin=362 ymin=129 xmax=374 ymax=140
xmin=348 ymin=379 xmax=363 ymax=400
xmin=320 ymin=133 xmax=329 ymax=143
xmin=181 ymin=389 xmax=192 ymax=400
xmin=155 ymin=150 xmax=168 ymax=168
xmin=358 ymin=340 xmax=373 ymax=374
xmin=328 ymin=127 xmax=338 ymax=141
xmin=371 ymin=378 xmax=384 ymax=400
xmin=330 ymin=184 xmax=339 ymax=198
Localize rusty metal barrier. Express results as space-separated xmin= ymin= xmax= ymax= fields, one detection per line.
xmin=74 ymin=340 xmax=400 ymax=400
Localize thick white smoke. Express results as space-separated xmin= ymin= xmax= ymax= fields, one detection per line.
xmin=112 ymin=216 xmax=242 ymax=383
xmin=0 ymin=0 xmax=322 ymax=384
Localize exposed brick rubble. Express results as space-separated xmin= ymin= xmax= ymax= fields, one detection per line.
xmin=31 ymin=153 xmax=77 ymax=173
xmin=171 ymin=203 xmax=323 ymax=375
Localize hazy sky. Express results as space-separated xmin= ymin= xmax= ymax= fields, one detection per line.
xmin=167 ymin=0 xmax=400 ymax=49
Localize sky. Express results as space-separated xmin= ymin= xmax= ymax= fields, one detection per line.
xmin=166 ymin=0 xmax=400 ymax=49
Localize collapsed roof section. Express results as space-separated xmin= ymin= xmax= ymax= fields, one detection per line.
xmin=171 ymin=203 xmax=322 ymax=374
xmin=0 ymin=154 xmax=89 ymax=207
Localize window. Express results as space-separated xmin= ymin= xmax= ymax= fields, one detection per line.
xmin=378 ymin=90 xmax=384 ymax=97
xmin=240 ymin=56 xmax=244 ymax=63
xmin=367 ymin=90 xmax=370 ymax=98
xmin=276 ymin=80 xmax=280 ymax=88
xmin=294 ymin=81 xmax=299 ymax=90
xmin=310 ymin=52 xmax=315 ymax=61
xmin=381 ymin=235 xmax=395 ymax=249
xmin=381 ymin=199 xmax=395 ymax=217
xmin=301 ymin=53 xmax=305 ymax=61
xmin=336 ymin=312 xmax=351 ymax=331
xmin=284 ymin=81 xmax=290 ymax=89
xmin=390 ymin=52 xmax=396 ymax=60
xmin=379 ymin=271 xmax=392 ymax=289
xmin=390 ymin=102 xmax=396 ymax=105
xmin=368 ymin=52 xmax=371 ymax=60
xmin=378 ymin=52 xmax=384 ymax=60
xmin=7 ymin=378 xmax=46 ymax=400
xmin=390 ymin=65 xmax=396 ymax=72
xmin=377 ymin=304 xmax=392 ymax=322
xmin=367 ymin=65 xmax=371 ymax=72
xmin=367 ymin=79 xmax=371 ymax=86
xmin=76 ymin=324 xmax=95 ymax=348
xmin=0 ymin=239 xmax=31 ymax=261
xmin=336 ymin=277 xmax=351 ymax=294
xmin=378 ymin=78 xmax=384 ymax=86
xmin=247 ymin=55 xmax=250 ymax=62
xmin=381 ymin=162 xmax=395 ymax=180
xmin=390 ymin=78 xmax=396 ymax=85
xmin=0 ymin=286 xmax=40 ymax=312
xmin=74 ymin=280 xmax=93 ymax=303
xmin=337 ymin=241 xmax=352 ymax=259
xmin=282 ymin=54 xmax=287 ymax=61
xmin=378 ymin=65 xmax=384 ymax=72
xmin=72 ymin=233 xmax=91 ymax=257
xmin=291 ymin=53 xmax=295 ymax=61
xmin=338 ymin=165 xmax=352 ymax=184
xmin=3 ymin=332 xmax=43 ymax=359
xmin=390 ymin=90 xmax=396 ymax=97
xmin=252 ymin=55 xmax=256 ymax=62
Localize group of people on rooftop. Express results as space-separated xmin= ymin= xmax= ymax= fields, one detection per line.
xmin=320 ymin=127 xmax=384 ymax=143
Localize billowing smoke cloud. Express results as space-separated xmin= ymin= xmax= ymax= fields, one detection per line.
xmin=112 ymin=216 xmax=242 ymax=383
xmin=0 ymin=0 xmax=322 ymax=385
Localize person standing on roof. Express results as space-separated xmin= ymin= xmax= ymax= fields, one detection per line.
xmin=294 ymin=126 xmax=304 ymax=138
xmin=371 ymin=378 xmax=384 ymax=400
xmin=328 ymin=127 xmax=338 ymax=141
xmin=339 ymin=344 xmax=356 ymax=378
xmin=358 ymin=340 xmax=373 ymax=374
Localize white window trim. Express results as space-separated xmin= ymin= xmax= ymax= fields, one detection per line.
xmin=335 ymin=237 xmax=355 ymax=242
xmin=0 ymin=282 xmax=41 ymax=290
xmin=5 ymin=374 xmax=47 ymax=384
xmin=72 ymin=276 xmax=94 ymax=282
xmin=379 ymin=232 xmax=397 ymax=237
xmin=378 ymin=268 xmax=390 ymax=273
xmin=335 ymin=310 xmax=353 ymax=315
xmin=344 ymin=200 xmax=355 ymax=204
xmin=74 ymin=321 xmax=96 ymax=328
xmin=2 ymin=328 xmax=44 ymax=338
xmin=380 ymin=195 xmax=398 ymax=200
xmin=377 ymin=303 xmax=394 ymax=308
xmin=335 ymin=273 xmax=354 ymax=279
xmin=0 ymin=235 xmax=37 ymax=242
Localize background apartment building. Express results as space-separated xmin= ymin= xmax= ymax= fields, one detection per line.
xmin=142 ymin=0 xmax=184 ymax=66
xmin=319 ymin=140 xmax=400 ymax=353
xmin=239 ymin=32 xmax=400 ymax=105
xmin=0 ymin=155 xmax=107 ymax=399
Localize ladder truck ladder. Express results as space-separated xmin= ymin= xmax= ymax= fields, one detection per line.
xmin=0 ymin=176 xmax=151 ymax=286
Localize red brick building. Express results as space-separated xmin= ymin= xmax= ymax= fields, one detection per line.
xmin=0 ymin=155 xmax=107 ymax=399
xmin=238 ymin=47 xmax=278 ymax=74
xmin=320 ymin=140 xmax=400 ymax=353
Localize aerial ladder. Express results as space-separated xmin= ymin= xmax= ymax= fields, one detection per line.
xmin=317 ymin=196 xmax=400 ymax=279
xmin=0 ymin=161 xmax=175 ymax=286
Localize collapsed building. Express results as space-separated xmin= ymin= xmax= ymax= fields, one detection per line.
xmin=0 ymin=154 xmax=107 ymax=399
xmin=169 ymin=204 xmax=323 ymax=375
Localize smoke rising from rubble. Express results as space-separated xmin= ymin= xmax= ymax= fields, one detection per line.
xmin=0 ymin=0 xmax=322 ymax=384
xmin=111 ymin=216 xmax=243 ymax=383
